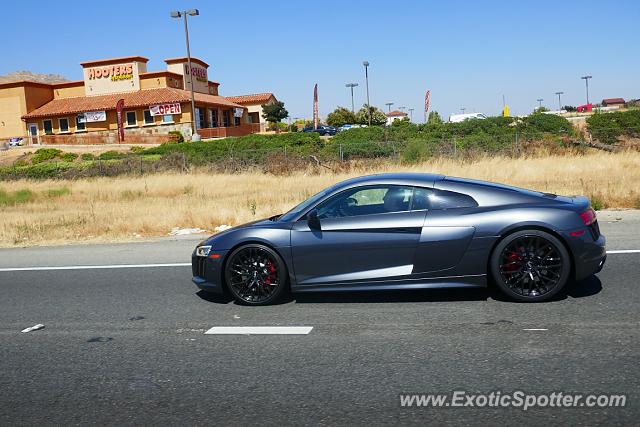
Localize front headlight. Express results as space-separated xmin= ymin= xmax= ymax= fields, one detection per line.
xmin=196 ymin=245 xmax=212 ymax=257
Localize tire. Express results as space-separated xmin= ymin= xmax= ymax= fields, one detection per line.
xmin=224 ymin=244 xmax=288 ymax=306
xmin=490 ymin=230 xmax=571 ymax=302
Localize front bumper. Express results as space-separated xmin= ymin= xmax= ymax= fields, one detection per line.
xmin=191 ymin=250 xmax=228 ymax=294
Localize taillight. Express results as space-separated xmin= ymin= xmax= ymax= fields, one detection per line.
xmin=579 ymin=207 xmax=596 ymax=226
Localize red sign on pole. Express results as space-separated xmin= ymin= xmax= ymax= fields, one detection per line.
xmin=313 ymin=84 xmax=318 ymax=129
xmin=116 ymin=98 xmax=125 ymax=143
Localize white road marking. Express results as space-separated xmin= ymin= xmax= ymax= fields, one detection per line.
xmin=0 ymin=249 xmax=638 ymax=272
xmin=0 ymin=263 xmax=190 ymax=272
xmin=204 ymin=326 xmax=313 ymax=335
xmin=523 ymin=328 xmax=548 ymax=331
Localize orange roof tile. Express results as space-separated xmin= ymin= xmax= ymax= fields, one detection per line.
xmin=387 ymin=110 xmax=408 ymax=117
xmin=22 ymin=88 xmax=243 ymax=119
xmin=226 ymin=93 xmax=276 ymax=105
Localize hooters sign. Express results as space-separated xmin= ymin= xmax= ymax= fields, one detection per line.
xmin=149 ymin=103 xmax=182 ymax=116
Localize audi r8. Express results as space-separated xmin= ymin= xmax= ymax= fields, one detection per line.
xmin=192 ymin=173 xmax=606 ymax=305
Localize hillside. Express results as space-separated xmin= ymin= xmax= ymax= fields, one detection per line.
xmin=0 ymin=70 xmax=69 ymax=84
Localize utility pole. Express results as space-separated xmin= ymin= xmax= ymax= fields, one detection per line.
xmin=581 ymin=75 xmax=592 ymax=104
xmin=170 ymin=9 xmax=200 ymax=141
xmin=385 ymin=102 xmax=394 ymax=112
xmin=363 ymin=61 xmax=371 ymax=126
xmin=555 ymin=91 xmax=564 ymax=111
xmin=345 ymin=83 xmax=358 ymax=113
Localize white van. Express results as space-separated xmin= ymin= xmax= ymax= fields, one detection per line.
xmin=448 ymin=113 xmax=487 ymax=123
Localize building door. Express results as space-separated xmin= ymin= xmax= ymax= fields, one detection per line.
xmin=28 ymin=124 xmax=39 ymax=145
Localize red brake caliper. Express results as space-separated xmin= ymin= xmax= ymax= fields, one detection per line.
xmin=263 ymin=260 xmax=277 ymax=285
xmin=504 ymin=251 xmax=522 ymax=272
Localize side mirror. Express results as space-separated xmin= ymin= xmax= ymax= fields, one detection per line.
xmin=307 ymin=209 xmax=321 ymax=230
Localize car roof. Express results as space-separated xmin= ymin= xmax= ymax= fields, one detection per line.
xmin=332 ymin=173 xmax=445 ymax=190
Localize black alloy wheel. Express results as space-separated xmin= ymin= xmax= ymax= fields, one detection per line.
xmin=224 ymin=244 xmax=287 ymax=305
xmin=491 ymin=230 xmax=571 ymax=302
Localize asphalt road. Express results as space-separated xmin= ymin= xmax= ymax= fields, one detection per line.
xmin=1 ymin=211 xmax=639 ymax=426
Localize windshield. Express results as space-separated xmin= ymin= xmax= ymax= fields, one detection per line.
xmin=278 ymin=187 xmax=334 ymax=222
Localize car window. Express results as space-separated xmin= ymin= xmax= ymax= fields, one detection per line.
xmin=316 ymin=185 xmax=414 ymax=219
xmin=428 ymin=189 xmax=478 ymax=209
xmin=410 ymin=187 xmax=432 ymax=210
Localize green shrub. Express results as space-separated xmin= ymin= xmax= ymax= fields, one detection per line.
xmin=0 ymin=189 xmax=36 ymax=206
xmin=402 ymin=140 xmax=430 ymax=163
xmin=522 ymin=113 xmax=572 ymax=134
xmin=587 ymin=110 xmax=640 ymax=144
xmin=60 ymin=152 xmax=78 ymax=162
xmin=31 ymin=148 xmax=62 ymax=164
xmin=81 ymin=153 xmax=95 ymax=161
xmin=168 ymin=131 xmax=185 ymax=143
xmin=130 ymin=146 xmax=145 ymax=153
xmin=98 ymin=150 xmax=126 ymax=160
xmin=44 ymin=187 xmax=71 ymax=198
xmin=13 ymin=159 xmax=28 ymax=167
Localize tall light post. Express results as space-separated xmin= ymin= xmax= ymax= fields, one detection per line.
xmin=171 ymin=9 xmax=200 ymax=141
xmin=362 ymin=61 xmax=371 ymax=126
xmin=581 ymin=75 xmax=592 ymax=104
xmin=385 ymin=102 xmax=394 ymax=112
xmin=399 ymin=106 xmax=406 ymax=112
xmin=555 ymin=91 xmax=564 ymax=111
xmin=537 ymin=98 xmax=544 ymax=110
xmin=461 ymin=107 xmax=466 ymax=114
xmin=408 ymin=108 xmax=414 ymax=122
xmin=345 ymin=83 xmax=358 ymax=113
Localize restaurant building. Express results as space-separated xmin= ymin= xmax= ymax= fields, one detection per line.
xmin=0 ymin=55 xmax=278 ymax=144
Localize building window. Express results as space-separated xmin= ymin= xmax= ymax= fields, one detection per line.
xmin=223 ymin=110 xmax=230 ymax=127
xmin=211 ymin=110 xmax=218 ymax=128
xmin=59 ymin=118 xmax=69 ymax=133
xmin=43 ymin=120 xmax=53 ymax=135
xmin=143 ymin=110 xmax=154 ymax=125
xmin=76 ymin=115 xmax=86 ymax=131
xmin=196 ymin=108 xmax=206 ymax=129
xmin=234 ymin=116 xmax=241 ymax=126
xmin=126 ymin=111 xmax=137 ymax=126
xmin=162 ymin=114 xmax=173 ymax=123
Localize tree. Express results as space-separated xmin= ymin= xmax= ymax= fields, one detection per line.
xmin=427 ymin=111 xmax=443 ymax=124
xmin=326 ymin=107 xmax=356 ymax=127
xmin=355 ymin=105 xmax=387 ymax=126
xmin=261 ymin=101 xmax=289 ymax=131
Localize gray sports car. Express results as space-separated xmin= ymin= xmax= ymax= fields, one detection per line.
xmin=192 ymin=173 xmax=606 ymax=305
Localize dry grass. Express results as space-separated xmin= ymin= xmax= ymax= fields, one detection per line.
xmin=1 ymin=151 xmax=639 ymax=247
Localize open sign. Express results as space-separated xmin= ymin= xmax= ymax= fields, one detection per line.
xmin=149 ymin=103 xmax=182 ymax=116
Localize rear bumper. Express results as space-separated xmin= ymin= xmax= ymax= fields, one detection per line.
xmin=191 ymin=250 xmax=227 ymax=294
xmin=564 ymin=231 xmax=606 ymax=281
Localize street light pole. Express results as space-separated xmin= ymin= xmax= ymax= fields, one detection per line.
xmin=171 ymin=9 xmax=200 ymax=141
xmin=581 ymin=75 xmax=592 ymax=104
xmin=408 ymin=108 xmax=414 ymax=122
xmin=385 ymin=102 xmax=394 ymax=112
xmin=363 ymin=61 xmax=371 ymax=126
xmin=345 ymin=83 xmax=358 ymax=113
xmin=537 ymin=98 xmax=544 ymax=109
xmin=461 ymin=107 xmax=466 ymax=114
xmin=555 ymin=91 xmax=564 ymax=111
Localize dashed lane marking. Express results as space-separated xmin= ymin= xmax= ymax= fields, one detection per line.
xmin=204 ymin=326 xmax=313 ymax=335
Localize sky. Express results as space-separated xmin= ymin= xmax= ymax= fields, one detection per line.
xmin=2 ymin=0 xmax=639 ymax=121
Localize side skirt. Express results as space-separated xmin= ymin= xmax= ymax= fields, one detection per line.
xmin=292 ymin=274 xmax=487 ymax=293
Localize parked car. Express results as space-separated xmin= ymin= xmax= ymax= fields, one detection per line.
xmin=8 ymin=137 xmax=23 ymax=147
xmin=448 ymin=113 xmax=487 ymax=123
xmin=303 ymin=125 xmax=337 ymax=136
xmin=338 ymin=124 xmax=358 ymax=132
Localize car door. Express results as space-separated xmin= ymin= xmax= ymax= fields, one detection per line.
xmin=291 ymin=185 xmax=426 ymax=286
